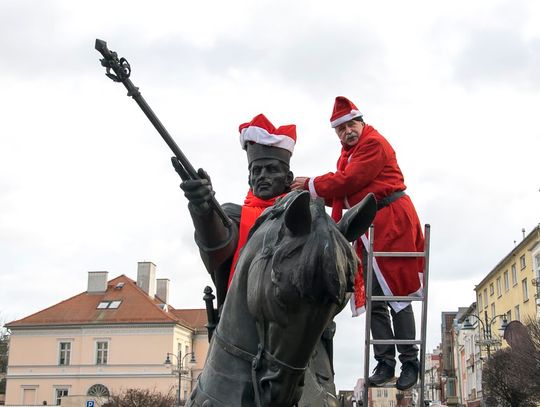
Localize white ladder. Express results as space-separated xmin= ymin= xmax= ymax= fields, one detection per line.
xmin=362 ymin=224 xmax=431 ymax=407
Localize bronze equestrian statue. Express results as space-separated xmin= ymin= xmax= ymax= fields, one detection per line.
xmin=93 ymin=43 xmax=375 ymax=405
xmin=173 ymin=114 xmax=376 ymax=406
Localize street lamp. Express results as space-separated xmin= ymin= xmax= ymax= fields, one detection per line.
xmin=462 ymin=310 xmax=508 ymax=358
xmin=164 ymin=351 xmax=196 ymax=406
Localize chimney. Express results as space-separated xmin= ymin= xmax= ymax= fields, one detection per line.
xmin=88 ymin=271 xmax=108 ymax=293
xmin=156 ymin=278 xmax=170 ymax=304
xmin=137 ymin=261 xmax=156 ymax=298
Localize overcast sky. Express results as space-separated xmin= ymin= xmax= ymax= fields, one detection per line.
xmin=1 ymin=0 xmax=539 ymax=392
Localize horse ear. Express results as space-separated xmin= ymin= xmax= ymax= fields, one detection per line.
xmin=284 ymin=191 xmax=312 ymax=236
xmin=337 ymin=193 xmax=377 ymax=242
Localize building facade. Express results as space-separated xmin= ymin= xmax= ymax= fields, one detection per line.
xmin=454 ymin=304 xmax=483 ymax=407
xmin=424 ymin=346 xmax=442 ymax=404
xmin=474 ymin=225 xmax=540 ymax=327
xmin=5 ymin=262 xmax=209 ymax=406
xmin=441 ymin=224 xmax=540 ymax=407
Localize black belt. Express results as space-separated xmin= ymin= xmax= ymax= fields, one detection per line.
xmin=377 ymin=190 xmax=406 ymax=210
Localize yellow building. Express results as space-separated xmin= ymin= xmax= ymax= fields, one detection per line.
xmin=474 ymin=224 xmax=540 ymax=328
xmin=5 ymin=262 xmax=209 ymax=406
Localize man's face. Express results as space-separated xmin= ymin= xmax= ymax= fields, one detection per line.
xmin=249 ymin=158 xmax=293 ymax=200
xmin=335 ymin=119 xmax=364 ymax=147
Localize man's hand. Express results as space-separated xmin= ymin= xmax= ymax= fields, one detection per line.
xmin=291 ymin=176 xmax=309 ymax=191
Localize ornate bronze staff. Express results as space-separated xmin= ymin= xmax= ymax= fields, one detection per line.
xmin=95 ymin=39 xmax=231 ymax=227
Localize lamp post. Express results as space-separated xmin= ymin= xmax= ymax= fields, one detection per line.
xmin=164 ymin=351 xmax=196 ymax=406
xmin=462 ymin=311 xmax=508 ymax=405
xmin=462 ymin=310 xmax=508 ymax=358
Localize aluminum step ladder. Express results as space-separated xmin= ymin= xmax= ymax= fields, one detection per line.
xmin=362 ymin=224 xmax=431 ymax=407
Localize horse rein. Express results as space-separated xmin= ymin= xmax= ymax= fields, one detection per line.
xmin=212 ymin=250 xmax=307 ymax=407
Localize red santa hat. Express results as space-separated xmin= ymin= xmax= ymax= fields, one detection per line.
xmin=239 ymin=114 xmax=296 ymax=165
xmin=330 ymin=96 xmax=363 ymax=128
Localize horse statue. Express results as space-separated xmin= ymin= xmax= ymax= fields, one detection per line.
xmin=186 ymin=191 xmax=376 ymax=406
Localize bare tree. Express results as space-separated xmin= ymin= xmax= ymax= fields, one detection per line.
xmin=0 ymin=317 xmax=9 ymax=397
xmin=102 ymin=388 xmax=176 ymax=407
xmin=483 ymin=318 xmax=540 ymax=407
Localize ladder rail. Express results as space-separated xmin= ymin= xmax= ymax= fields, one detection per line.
xmin=362 ymin=226 xmax=376 ymax=405
xmin=362 ymin=224 xmax=431 ymax=407
xmin=418 ymin=224 xmax=431 ymax=407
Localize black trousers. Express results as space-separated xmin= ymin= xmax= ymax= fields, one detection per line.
xmin=369 ymin=274 xmax=418 ymax=367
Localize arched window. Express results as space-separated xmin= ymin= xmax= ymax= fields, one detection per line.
xmin=87 ymin=384 xmax=110 ymax=397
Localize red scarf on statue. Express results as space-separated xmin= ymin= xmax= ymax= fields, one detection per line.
xmin=227 ymin=190 xmax=285 ymax=288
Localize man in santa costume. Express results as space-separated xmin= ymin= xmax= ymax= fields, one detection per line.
xmin=173 ymin=113 xmax=340 ymax=404
xmin=292 ymin=96 xmax=424 ymax=390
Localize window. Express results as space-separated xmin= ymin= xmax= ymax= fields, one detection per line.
xmin=483 ymin=289 xmax=488 ymax=307
xmin=96 ymin=300 xmax=122 ymax=309
xmin=522 ymin=279 xmax=529 ymax=302
xmin=489 ymin=283 xmax=494 ymax=296
xmin=447 ymin=377 xmax=456 ymax=396
xmin=515 ymin=305 xmax=521 ymax=321
xmin=478 ymin=293 xmax=483 ymax=309
xmin=109 ymin=300 xmax=121 ymax=309
xmin=491 ymin=303 xmax=496 ymax=317
xmin=511 ymin=264 xmax=517 ymax=285
xmin=506 ymin=310 xmax=511 ymax=321
xmin=503 ymin=271 xmax=509 ymax=292
xmin=87 ymin=384 xmax=110 ymax=397
xmin=55 ymin=388 xmax=69 ymax=405
xmin=96 ymin=341 xmax=109 ymax=365
xmin=520 ymin=255 xmax=526 ymax=269
xmin=496 ymin=277 xmax=501 ymax=297
xmin=58 ymin=342 xmax=71 ymax=366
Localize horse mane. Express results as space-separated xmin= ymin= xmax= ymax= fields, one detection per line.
xmin=249 ymin=193 xmax=357 ymax=304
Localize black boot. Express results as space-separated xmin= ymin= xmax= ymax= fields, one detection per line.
xmin=368 ymin=361 xmax=395 ymax=386
xmin=396 ymin=360 xmax=419 ymax=390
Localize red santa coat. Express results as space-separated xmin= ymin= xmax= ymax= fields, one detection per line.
xmin=308 ymin=124 xmax=424 ymax=315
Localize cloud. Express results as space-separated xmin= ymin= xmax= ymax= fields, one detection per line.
xmin=454 ymin=28 xmax=540 ymax=89
xmin=1 ymin=0 xmax=540 ymax=392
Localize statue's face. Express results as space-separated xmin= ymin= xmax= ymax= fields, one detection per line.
xmin=249 ymin=158 xmax=293 ymax=200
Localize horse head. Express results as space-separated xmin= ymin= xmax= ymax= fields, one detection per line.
xmin=243 ymin=190 xmax=376 ymax=406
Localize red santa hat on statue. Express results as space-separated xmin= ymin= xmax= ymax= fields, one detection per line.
xmin=239 ymin=114 xmax=296 ymax=166
xmin=329 ymin=96 xmax=363 ymax=128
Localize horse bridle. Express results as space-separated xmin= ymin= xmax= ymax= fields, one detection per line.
xmin=213 ymin=327 xmax=306 ymax=407
xmin=213 ymin=249 xmax=307 ymax=407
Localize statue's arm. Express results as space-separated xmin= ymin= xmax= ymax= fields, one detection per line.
xmin=196 ymin=203 xmax=240 ymax=307
xmin=194 ymin=203 xmax=240 ymax=272
xmin=178 ymin=170 xmax=240 ymax=305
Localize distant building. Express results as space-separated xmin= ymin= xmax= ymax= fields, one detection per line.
xmin=441 ymin=310 xmax=465 ymax=406
xmin=453 ymin=303 xmax=482 ymax=407
xmin=474 ymin=224 xmax=540 ymax=327
xmin=5 ymin=262 xmax=209 ymax=406
xmin=424 ymin=346 xmax=442 ymax=404
xmin=353 ymin=378 xmax=402 ymax=407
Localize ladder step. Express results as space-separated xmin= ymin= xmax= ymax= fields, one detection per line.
xmin=370 ymin=339 xmax=423 ymax=345
xmin=371 ymin=295 xmax=423 ymax=302
xmin=373 ymin=251 xmax=425 ymax=257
